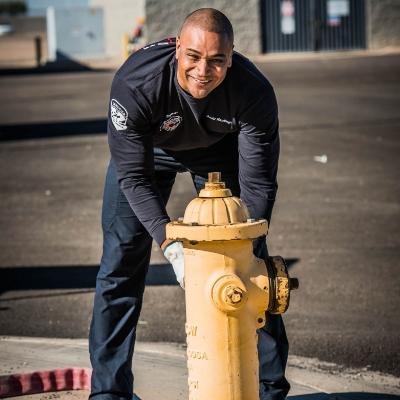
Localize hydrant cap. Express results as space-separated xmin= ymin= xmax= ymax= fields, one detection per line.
xmin=166 ymin=172 xmax=268 ymax=241
xmin=183 ymin=172 xmax=249 ymax=225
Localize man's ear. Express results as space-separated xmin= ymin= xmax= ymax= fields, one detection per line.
xmin=227 ymin=45 xmax=234 ymax=68
xmin=176 ymin=36 xmax=181 ymax=59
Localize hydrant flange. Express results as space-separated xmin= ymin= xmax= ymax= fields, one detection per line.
xmin=166 ymin=219 xmax=268 ymax=242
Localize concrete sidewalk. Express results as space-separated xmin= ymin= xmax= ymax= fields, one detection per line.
xmin=0 ymin=337 xmax=399 ymax=400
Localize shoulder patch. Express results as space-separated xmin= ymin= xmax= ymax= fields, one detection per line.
xmin=111 ymin=99 xmax=128 ymax=131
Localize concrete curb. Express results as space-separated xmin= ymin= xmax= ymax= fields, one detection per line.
xmin=2 ymin=48 xmax=399 ymax=72
xmin=249 ymin=47 xmax=400 ymax=63
xmin=287 ymin=355 xmax=400 ymax=395
xmin=0 ymin=336 xmax=399 ymax=399
xmin=79 ymin=48 xmax=400 ymax=71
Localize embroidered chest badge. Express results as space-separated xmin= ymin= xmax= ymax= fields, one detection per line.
xmin=111 ymin=99 xmax=128 ymax=131
xmin=160 ymin=112 xmax=182 ymax=132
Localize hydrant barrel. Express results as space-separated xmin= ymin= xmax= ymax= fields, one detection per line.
xmin=166 ymin=172 xmax=298 ymax=400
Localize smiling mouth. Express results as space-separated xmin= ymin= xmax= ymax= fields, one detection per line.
xmin=190 ymin=76 xmax=211 ymax=85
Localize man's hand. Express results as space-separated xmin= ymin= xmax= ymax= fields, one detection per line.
xmin=163 ymin=241 xmax=185 ymax=289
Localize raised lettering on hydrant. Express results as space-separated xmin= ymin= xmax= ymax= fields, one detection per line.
xmin=167 ymin=172 xmax=298 ymax=400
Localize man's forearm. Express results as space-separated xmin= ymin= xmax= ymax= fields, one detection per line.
xmin=119 ymin=178 xmax=170 ymax=246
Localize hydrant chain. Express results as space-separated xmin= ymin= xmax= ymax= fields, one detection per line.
xmin=265 ymin=256 xmax=277 ymax=312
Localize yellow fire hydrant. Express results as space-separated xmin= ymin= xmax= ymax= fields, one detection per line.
xmin=166 ymin=172 xmax=298 ymax=400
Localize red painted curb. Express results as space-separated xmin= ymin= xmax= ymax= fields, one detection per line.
xmin=0 ymin=368 xmax=91 ymax=398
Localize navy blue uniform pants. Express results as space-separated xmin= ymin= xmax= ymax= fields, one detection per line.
xmin=89 ymin=143 xmax=290 ymax=400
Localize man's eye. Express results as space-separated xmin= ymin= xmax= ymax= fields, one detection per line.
xmin=209 ymin=58 xmax=225 ymax=67
xmin=188 ymin=54 xmax=199 ymax=61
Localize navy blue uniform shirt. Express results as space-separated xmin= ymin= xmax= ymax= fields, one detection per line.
xmin=108 ymin=38 xmax=279 ymax=246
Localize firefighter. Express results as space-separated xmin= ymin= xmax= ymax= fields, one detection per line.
xmin=89 ymin=8 xmax=289 ymax=400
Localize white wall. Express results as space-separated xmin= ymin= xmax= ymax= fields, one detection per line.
xmin=26 ymin=0 xmax=89 ymax=16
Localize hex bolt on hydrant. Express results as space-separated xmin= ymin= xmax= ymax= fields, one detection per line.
xmin=166 ymin=172 xmax=299 ymax=400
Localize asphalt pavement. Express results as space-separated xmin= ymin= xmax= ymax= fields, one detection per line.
xmin=0 ymin=49 xmax=399 ymax=397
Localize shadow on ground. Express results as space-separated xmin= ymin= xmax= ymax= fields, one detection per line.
xmin=0 ymin=118 xmax=107 ymax=141
xmin=0 ymin=53 xmax=113 ymax=76
xmin=0 ymin=264 xmax=176 ymax=294
xmin=290 ymin=394 xmax=400 ymax=400
xmin=0 ymin=258 xmax=299 ymax=294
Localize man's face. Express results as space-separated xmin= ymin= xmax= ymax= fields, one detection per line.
xmin=176 ymin=26 xmax=233 ymax=99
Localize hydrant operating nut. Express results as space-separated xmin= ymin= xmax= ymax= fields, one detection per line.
xmin=225 ymin=285 xmax=244 ymax=305
xmin=211 ymin=275 xmax=248 ymax=312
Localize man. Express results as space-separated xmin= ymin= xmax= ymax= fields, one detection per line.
xmin=89 ymin=8 xmax=290 ymax=400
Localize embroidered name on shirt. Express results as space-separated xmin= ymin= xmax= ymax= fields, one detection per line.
xmin=205 ymin=114 xmax=232 ymax=126
xmin=160 ymin=112 xmax=183 ymax=132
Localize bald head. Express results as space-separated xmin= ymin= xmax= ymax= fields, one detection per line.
xmin=179 ymin=8 xmax=234 ymax=46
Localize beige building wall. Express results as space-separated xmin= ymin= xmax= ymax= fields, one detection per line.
xmin=90 ymin=0 xmax=145 ymax=58
xmin=366 ymin=0 xmax=400 ymax=49
xmin=145 ymin=0 xmax=262 ymax=55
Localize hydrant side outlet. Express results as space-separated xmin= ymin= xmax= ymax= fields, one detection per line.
xmin=210 ymin=274 xmax=248 ymax=312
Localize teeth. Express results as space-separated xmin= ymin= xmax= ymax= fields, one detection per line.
xmin=193 ymin=77 xmax=210 ymax=83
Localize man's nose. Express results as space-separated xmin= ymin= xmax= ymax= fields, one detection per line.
xmin=196 ymin=59 xmax=210 ymax=76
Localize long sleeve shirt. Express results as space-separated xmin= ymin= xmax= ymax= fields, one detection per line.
xmin=108 ymin=38 xmax=279 ymax=246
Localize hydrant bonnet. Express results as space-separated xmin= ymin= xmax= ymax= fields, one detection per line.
xmin=167 ymin=172 xmax=268 ymax=241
